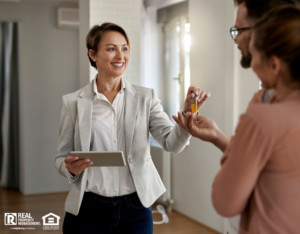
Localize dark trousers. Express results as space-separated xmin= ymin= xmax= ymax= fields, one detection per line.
xmin=63 ymin=192 xmax=153 ymax=234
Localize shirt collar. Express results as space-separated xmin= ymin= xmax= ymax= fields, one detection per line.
xmin=93 ymin=75 xmax=126 ymax=97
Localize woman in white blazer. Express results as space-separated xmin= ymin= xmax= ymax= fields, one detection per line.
xmin=55 ymin=22 xmax=210 ymax=234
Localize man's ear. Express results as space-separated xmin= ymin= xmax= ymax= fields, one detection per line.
xmin=88 ymin=49 xmax=96 ymax=61
xmin=269 ymin=55 xmax=282 ymax=78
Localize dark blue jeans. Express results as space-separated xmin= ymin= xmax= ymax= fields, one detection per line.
xmin=63 ymin=192 xmax=153 ymax=234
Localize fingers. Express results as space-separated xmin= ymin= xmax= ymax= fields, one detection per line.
xmin=187 ymin=86 xmax=203 ymax=101
xmin=66 ymin=159 xmax=93 ymax=175
xmin=172 ymin=113 xmax=185 ymax=128
xmin=194 ymin=88 xmax=204 ymax=101
xmin=65 ymin=155 xmax=93 ymax=175
xmin=172 ymin=115 xmax=179 ymax=125
xmin=173 ymin=112 xmax=192 ymax=134
xmin=204 ymin=92 xmax=212 ymax=99
xmin=65 ymin=156 xmax=91 ymax=167
xmin=187 ymin=88 xmax=211 ymax=104
xmin=184 ymin=86 xmax=211 ymax=112
xmin=185 ymin=113 xmax=195 ymax=127
xmin=70 ymin=158 xmax=93 ymax=167
xmin=187 ymin=113 xmax=196 ymax=136
xmin=198 ymin=90 xmax=206 ymax=101
xmin=193 ymin=114 xmax=202 ymax=122
xmin=187 ymin=86 xmax=199 ymax=96
xmin=74 ymin=160 xmax=93 ymax=172
xmin=185 ymin=112 xmax=193 ymax=123
xmin=197 ymin=92 xmax=211 ymax=108
xmin=64 ymin=156 xmax=79 ymax=164
xmin=177 ymin=111 xmax=185 ymax=127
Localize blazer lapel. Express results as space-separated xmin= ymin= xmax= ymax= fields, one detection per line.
xmin=77 ymin=81 xmax=94 ymax=152
xmin=124 ymin=80 xmax=138 ymax=157
xmin=77 ymin=79 xmax=138 ymax=154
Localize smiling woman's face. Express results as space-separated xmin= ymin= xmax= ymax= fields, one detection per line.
xmin=91 ymin=31 xmax=130 ymax=78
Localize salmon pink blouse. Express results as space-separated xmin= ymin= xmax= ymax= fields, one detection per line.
xmin=212 ymin=90 xmax=300 ymax=234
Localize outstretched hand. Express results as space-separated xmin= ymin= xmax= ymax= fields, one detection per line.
xmin=172 ymin=112 xmax=219 ymax=143
xmin=172 ymin=112 xmax=230 ymax=152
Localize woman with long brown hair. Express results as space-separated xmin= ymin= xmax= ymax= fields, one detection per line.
xmin=174 ymin=5 xmax=300 ymax=233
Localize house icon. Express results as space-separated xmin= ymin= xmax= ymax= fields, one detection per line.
xmin=42 ymin=213 xmax=60 ymax=225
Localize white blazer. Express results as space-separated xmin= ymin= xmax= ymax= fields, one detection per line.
xmin=55 ymin=79 xmax=191 ymax=216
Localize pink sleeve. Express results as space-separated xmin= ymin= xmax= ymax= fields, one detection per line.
xmin=211 ymin=114 xmax=274 ymax=217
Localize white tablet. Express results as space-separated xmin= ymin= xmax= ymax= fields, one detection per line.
xmin=70 ymin=151 xmax=126 ymax=167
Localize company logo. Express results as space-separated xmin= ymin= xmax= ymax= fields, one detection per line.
xmin=4 ymin=213 xmax=17 ymax=225
xmin=42 ymin=213 xmax=60 ymax=230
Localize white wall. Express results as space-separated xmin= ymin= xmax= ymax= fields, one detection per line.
xmin=88 ymin=0 xmax=141 ymax=85
xmin=79 ymin=0 xmax=90 ymax=88
xmin=0 ymin=1 xmax=79 ymax=194
xmin=140 ymin=4 xmax=165 ymax=101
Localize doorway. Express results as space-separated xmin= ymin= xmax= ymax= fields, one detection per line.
xmin=163 ymin=16 xmax=190 ymax=120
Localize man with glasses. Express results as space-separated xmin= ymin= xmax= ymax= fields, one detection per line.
xmin=226 ymin=0 xmax=297 ymax=233
xmin=231 ymin=0 xmax=296 ymax=69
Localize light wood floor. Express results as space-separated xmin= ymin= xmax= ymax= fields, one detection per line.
xmin=0 ymin=188 xmax=220 ymax=234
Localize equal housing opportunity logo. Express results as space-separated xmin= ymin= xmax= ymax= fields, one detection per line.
xmin=42 ymin=213 xmax=60 ymax=230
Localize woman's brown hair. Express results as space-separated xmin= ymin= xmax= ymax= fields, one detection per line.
xmin=253 ymin=5 xmax=300 ymax=83
xmin=86 ymin=22 xmax=130 ymax=69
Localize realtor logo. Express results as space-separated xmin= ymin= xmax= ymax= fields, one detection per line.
xmin=4 ymin=213 xmax=17 ymax=225
xmin=42 ymin=213 xmax=60 ymax=226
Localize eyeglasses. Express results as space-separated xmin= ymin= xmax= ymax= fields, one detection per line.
xmin=230 ymin=26 xmax=251 ymax=41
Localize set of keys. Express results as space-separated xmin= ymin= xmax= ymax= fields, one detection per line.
xmin=189 ymin=93 xmax=198 ymax=118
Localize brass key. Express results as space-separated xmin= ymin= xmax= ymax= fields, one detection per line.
xmin=189 ymin=93 xmax=197 ymax=114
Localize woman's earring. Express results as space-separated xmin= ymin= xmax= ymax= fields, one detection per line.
xmin=93 ymin=60 xmax=95 ymax=62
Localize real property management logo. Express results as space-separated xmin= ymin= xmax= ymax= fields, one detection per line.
xmin=4 ymin=213 xmax=17 ymax=225
xmin=4 ymin=212 xmax=41 ymax=226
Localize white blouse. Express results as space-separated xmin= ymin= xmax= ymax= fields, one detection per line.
xmin=85 ymin=77 xmax=136 ymax=197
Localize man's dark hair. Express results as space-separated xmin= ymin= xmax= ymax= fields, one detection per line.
xmin=234 ymin=0 xmax=297 ymax=20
